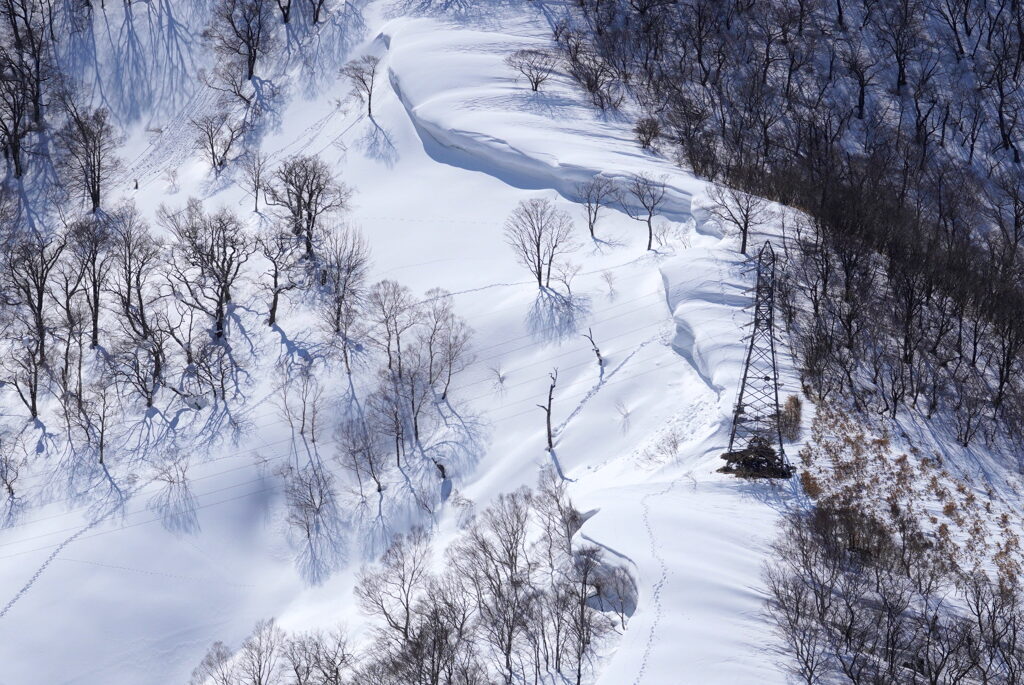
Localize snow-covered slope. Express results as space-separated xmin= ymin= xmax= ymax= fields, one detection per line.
xmin=0 ymin=2 xmax=806 ymax=683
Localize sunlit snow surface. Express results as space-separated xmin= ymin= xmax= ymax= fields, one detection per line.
xmin=0 ymin=2 xmax=803 ymax=683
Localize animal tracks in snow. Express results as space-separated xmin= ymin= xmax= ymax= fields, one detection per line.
xmin=632 ymin=479 xmax=680 ymax=685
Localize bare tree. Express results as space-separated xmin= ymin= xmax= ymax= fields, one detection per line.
xmin=68 ymin=214 xmax=115 ymax=348
xmin=280 ymin=460 xmax=344 ymax=584
xmin=453 ymin=489 xmax=536 ymax=684
xmin=6 ymin=229 xmax=65 ymax=367
xmin=341 ymin=55 xmax=381 ymax=118
xmin=634 ymin=116 xmax=660 ymax=149
xmin=266 ymin=155 xmax=351 ymax=260
xmin=54 ymin=103 xmax=123 ymax=212
xmin=48 ymin=246 xmax=86 ymax=417
xmin=764 ymin=561 xmax=832 ymax=684
xmin=368 ymin=372 xmax=408 ymax=467
xmin=275 ymin=359 xmax=325 ymax=440
xmin=839 ymin=35 xmax=879 ymax=120
xmin=0 ymin=47 xmax=32 ymax=178
xmin=191 ymin=111 xmax=247 ymax=172
xmin=566 ymin=546 xmax=612 ymax=685
xmin=241 ymin=149 xmax=269 ymax=212
xmin=282 ymin=630 xmax=353 ymax=685
xmin=356 ymin=528 xmax=431 ymax=647
xmin=162 ymin=200 xmax=255 ymax=339
xmin=236 ymin=619 xmax=285 ymax=685
xmin=107 ymin=330 xmax=168 ymax=409
xmin=396 ymin=336 xmax=434 ymax=446
xmin=505 ymin=48 xmax=558 ymax=91
xmin=504 ymin=198 xmax=578 ymax=288
xmin=0 ymin=226 xmax=66 ymax=419
xmin=76 ymin=373 xmax=118 ymax=466
xmin=318 ymin=224 xmax=371 ymax=372
xmin=336 ymin=415 xmax=387 ymax=497
xmin=366 ymin=279 xmax=420 ymax=377
xmin=273 ymin=0 xmax=292 ymax=23
xmin=0 ymin=436 xmax=22 ymax=526
xmin=623 ymin=173 xmax=667 ymax=251
xmin=201 ymin=61 xmax=258 ymax=111
xmin=204 ymin=0 xmax=278 ymax=81
xmin=190 ymin=641 xmax=237 ymax=685
xmin=576 ymin=175 xmax=615 ymax=239
xmin=306 ymin=0 xmax=329 ymax=24
xmin=109 ymin=205 xmax=162 ymax=342
xmin=707 ymin=183 xmax=772 ymax=255
xmin=256 ymin=224 xmax=298 ymax=327
xmin=420 ymin=288 xmax=473 ymax=401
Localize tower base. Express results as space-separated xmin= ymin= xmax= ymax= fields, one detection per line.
xmin=719 ymin=436 xmax=793 ymax=479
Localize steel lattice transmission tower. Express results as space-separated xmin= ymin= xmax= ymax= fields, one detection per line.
xmin=721 ymin=241 xmax=793 ymax=478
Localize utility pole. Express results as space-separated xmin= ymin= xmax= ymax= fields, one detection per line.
xmin=722 ymin=241 xmax=793 ymax=478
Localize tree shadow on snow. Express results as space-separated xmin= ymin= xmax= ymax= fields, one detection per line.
xmin=526 ymin=289 xmax=591 ymax=345
xmin=147 ymin=458 xmax=200 ymax=536
xmin=279 ymin=459 xmax=349 ymax=585
xmin=356 ymin=116 xmax=399 ymax=167
xmin=285 ymin=2 xmax=368 ymax=99
xmin=388 ymin=0 xmax=524 ymax=28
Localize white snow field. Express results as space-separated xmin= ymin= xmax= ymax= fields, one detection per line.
xmin=0 ymin=1 xmax=805 ymax=683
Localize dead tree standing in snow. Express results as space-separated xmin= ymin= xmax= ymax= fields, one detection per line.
xmin=537 ymin=369 xmax=558 ymax=452
xmin=582 ymin=328 xmax=603 ymax=369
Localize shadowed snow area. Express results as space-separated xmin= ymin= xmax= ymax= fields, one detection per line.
xmin=0 ymin=2 xmax=799 ymax=684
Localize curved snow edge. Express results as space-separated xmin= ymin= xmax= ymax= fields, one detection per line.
xmin=388 ymin=68 xmax=693 ymax=220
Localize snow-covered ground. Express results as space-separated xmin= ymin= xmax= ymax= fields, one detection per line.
xmin=0 ymin=2 xmax=807 ymax=683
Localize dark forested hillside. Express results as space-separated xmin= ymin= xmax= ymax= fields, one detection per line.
xmin=564 ymin=0 xmax=1024 ymax=452
xmin=554 ymin=2 xmax=1024 ymax=680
